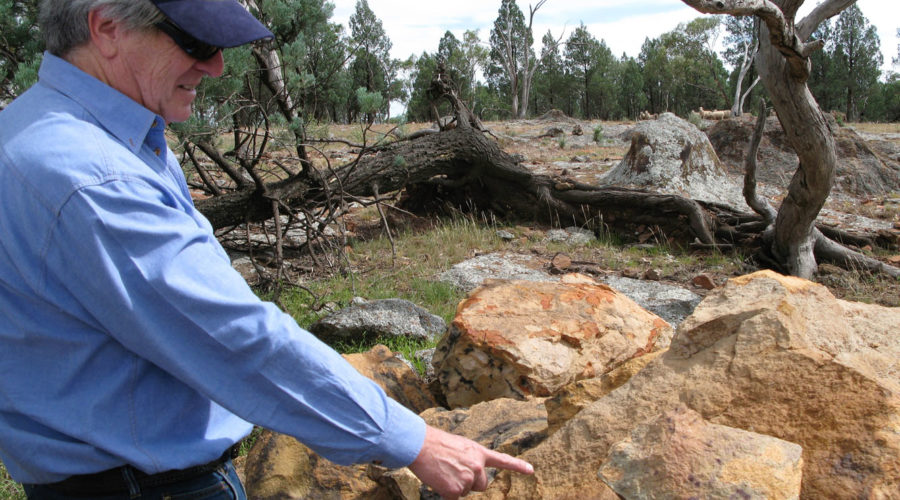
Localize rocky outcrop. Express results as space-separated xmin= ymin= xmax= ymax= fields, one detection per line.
xmin=602 ymin=112 xmax=748 ymax=209
xmin=598 ymin=405 xmax=803 ymax=499
xmin=706 ymin=116 xmax=900 ymax=196
xmin=242 ymin=269 xmax=898 ymax=499
xmin=483 ymin=270 xmax=900 ymax=499
xmin=243 ymin=344 xmax=439 ymax=499
xmin=432 ymin=274 xmax=672 ymax=408
xmin=439 ymin=252 xmax=552 ymax=292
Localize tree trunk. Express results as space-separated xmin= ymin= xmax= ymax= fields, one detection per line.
xmin=757 ymin=23 xmax=836 ymax=278
xmin=680 ymin=0 xmax=855 ymax=279
xmin=730 ymin=37 xmax=759 ymax=117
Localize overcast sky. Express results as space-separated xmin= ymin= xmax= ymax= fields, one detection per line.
xmin=330 ymin=0 xmax=898 ymax=77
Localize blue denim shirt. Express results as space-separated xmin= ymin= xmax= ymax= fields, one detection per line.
xmin=0 ymin=53 xmax=425 ymax=484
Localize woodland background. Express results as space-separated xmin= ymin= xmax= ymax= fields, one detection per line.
xmin=1 ymin=0 xmax=898 ymax=124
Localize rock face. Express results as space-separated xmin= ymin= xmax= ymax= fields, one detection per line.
xmin=243 ymin=430 xmax=390 ymax=500
xmin=432 ymin=275 xmax=672 ymax=408
xmin=601 ymin=275 xmax=702 ymax=329
xmin=544 ymin=350 xmax=664 ymax=434
xmin=598 ymin=405 xmax=804 ymax=500
xmin=602 ymin=112 xmax=747 ymax=209
xmin=439 ymin=252 xmax=552 ymax=292
xmin=484 ymin=270 xmax=900 ymax=500
xmin=421 ymin=398 xmax=548 ymax=457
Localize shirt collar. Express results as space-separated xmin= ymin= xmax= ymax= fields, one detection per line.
xmin=37 ymin=52 xmax=163 ymax=155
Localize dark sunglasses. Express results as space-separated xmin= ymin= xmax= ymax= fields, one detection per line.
xmin=155 ymin=18 xmax=221 ymax=61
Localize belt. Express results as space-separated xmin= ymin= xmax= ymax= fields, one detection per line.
xmin=42 ymin=444 xmax=240 ymax=496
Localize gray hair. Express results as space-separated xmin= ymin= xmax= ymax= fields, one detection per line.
xmin=39 ymin=0 xmax=165 ymax=56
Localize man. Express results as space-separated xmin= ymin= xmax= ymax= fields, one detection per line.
xmin=0 ymin=1 xmax=533 ymax=499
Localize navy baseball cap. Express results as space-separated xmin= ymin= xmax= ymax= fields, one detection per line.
xmin=150 ymin=0 xmax=274 ymax=48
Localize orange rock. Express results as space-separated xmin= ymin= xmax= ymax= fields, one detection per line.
xmin=433 ymin=274 xmax=672 ymax=408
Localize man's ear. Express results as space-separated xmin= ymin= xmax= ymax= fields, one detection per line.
xmin=87 ymin=8 xmax=124 ymax=59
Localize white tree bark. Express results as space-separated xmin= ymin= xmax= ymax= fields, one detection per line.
xmin=517 ymin=0 xmax=548 ymax=119
xmin=730 ymin=36 xmax=759 ymax=116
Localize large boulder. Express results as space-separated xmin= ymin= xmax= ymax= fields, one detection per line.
xmin=414 ymin=398 xmax=549 ymax=499
xmin=544 ymin=350 xmax=664 ymax=434
xmin=482 ymin=270 xmax=900 ymax=499
xmin=707 ymin=115 xmax=900 ymax=196
xmin=601 ymin=112 xmax=747 ymax=209
xmin=432 ymin=274 xmax=672 ymax=408
xmin=598 ymin=405 xmax=804 ymax=499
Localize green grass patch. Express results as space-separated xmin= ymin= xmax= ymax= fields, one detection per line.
xmin=0 ymin=462 xmax=24 ymax=500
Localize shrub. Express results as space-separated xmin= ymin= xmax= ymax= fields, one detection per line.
xmin=593 ymin=125 xmax=604 ymax=143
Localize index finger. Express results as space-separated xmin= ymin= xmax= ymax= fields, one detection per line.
xmin=483 ymin=448 xmax=534 ymax=475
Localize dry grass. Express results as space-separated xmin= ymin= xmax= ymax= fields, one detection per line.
xmin=848 ymin=122 xmax=900 ymax=134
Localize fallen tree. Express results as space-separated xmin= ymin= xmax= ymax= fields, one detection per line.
xmin=192 ymin=63 xmax=899 ymax=279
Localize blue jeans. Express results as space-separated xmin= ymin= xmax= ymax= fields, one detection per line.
xmin=23 ymin=459 xmax=246 ymax=500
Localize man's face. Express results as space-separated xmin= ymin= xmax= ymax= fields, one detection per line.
xmin=115 ymin=25 xmax=224 ymax=123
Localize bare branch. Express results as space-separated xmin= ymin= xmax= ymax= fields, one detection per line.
xmin=797 ymin=0 xmax=857 ymax=41
xmin=680 ymin=0 xmax=821 ymax=78
xmin=743 ymin=99 xmax=778 ymax=223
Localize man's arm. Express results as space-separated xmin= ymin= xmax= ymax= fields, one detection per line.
xmin=409 ymin=426 xmax=534 ymax=499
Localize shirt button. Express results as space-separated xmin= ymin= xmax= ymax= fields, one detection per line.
xmin=152 ymin=120 xmax=158 ymax=128
xmin=154 ymin=148 xmax=161 ymax=156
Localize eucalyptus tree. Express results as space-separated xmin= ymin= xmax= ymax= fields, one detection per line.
xmin=830 ymin=4 xmax=882 ymax=121
xmin=895 ymin=28 xmax=899 ymax=65
xmin=616 ymin=55 xmax=647 ymax=120
xmin=663 ymin=17 xmax=730 ymax=115
xmin=532 ymin=30 xmax=569 ymax=115
xmin=638 ymin=20 xmax=728 ymax=117
xmin=0 ymin=0 xmax=41 ymax=108
xmin=457 ymin=30 xmax=489 ymax=107
xmin=681 ymin=0 xmax=898 ymax=279
xmin=437 ymin=32 xmax=463 ymax=85
xmin=487 ymin=0 xmax=528 ymax=117
xmin=722 ymin=15 xmax=761 ymax=116
xmin=487 ymin=0 xmax=547 ymax=118
xmin=347 ymin=0 xmax=395 ymax=122
xmin=564 ymin=24 xmax=603 ymax=118
xmin=405 ymin=52 xmax=440 ymax=122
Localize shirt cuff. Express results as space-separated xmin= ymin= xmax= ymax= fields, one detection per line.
xmin=374 ymin=400 xmax=427 ymax=469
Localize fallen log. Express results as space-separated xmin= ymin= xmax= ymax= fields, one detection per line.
xmin=191 ymin=71 xmax=898 ymax=278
